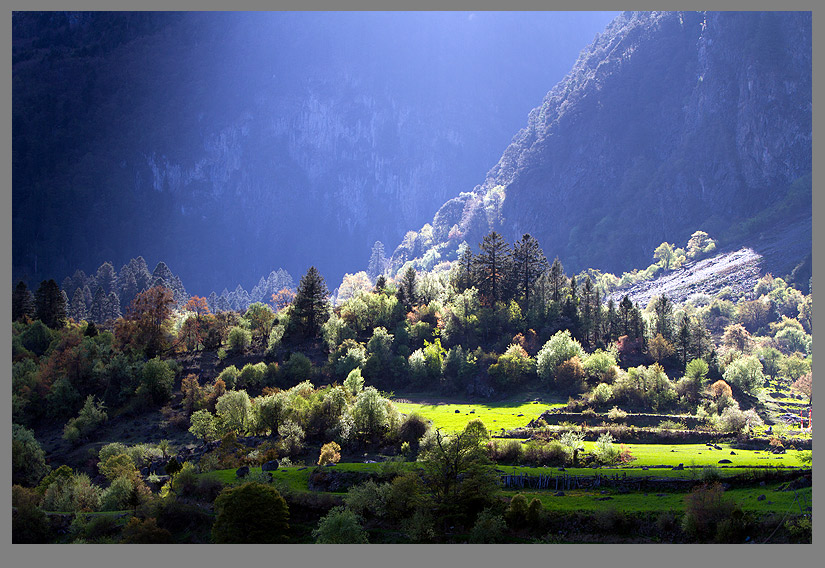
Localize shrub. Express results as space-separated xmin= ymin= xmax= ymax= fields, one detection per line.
xmin=505 ymin=493 xmax=529 ymax=527
xmin=318 ymin=441 xmax=342 ymax=466
xmin=227 ymin=326 xmax=252 ymax=353
xmin=171 ymin=461 xmax=199 ymax=496
xmin=120 ymin=517 xmax=173 ymax=543
xmin=468 ymin=508 xmax=507 ymax=543
xmin=487 ymin=438 xmax=524 ymax=464
xmin=607 ymin=406 xmax=627 ymax=422
xmin=344 ymin=479 xmax=389 ymax=519
xmin=312 ymin=506 xmax=369 ymax=543
xmin=138 ymin=358 xmax=174 ymax=405
xmin=523 ymin=440 xmax=567 ymax=467
xmin=527 ymin=497 xmax=543 ymax=525
xmin=211 ymin=482 xmax=290 ymax=543
xmin=682 ymin=482 xmax=742 ymax=542
xmin=217 ymin=365 xmax=239 ymax=390
xmin=12 ymin=423 xmax=49 ymax=487
xmin=398 ymin=412 xmax=429 ymax=446
xmin=592 ymin=432 xmax=619 ymax=465
xmin=723 ymin=355 xmax=765 ymax=396
xmin=278 ymin=420 xmax=305 ymax=457
xmin=536 ymin=330 xmax=584 ymax=383
xmin=591 ymin=382 xmax=614 ymax=406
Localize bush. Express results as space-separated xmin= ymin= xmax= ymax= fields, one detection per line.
xmin=607 ymin=406 xmax=627 ymax=422
xmin=592 ymin=432 xmax=619 ymax=465
xmin=487 ymin=438 xmax=524 ymax=464
xmin=318 ymin=441 xmax=341 ymax=466
xmin=468 ymin=508 xmax=507 ymax=543
xmin=217 ymin=365 xmax=239 ymax=390
xmin=505 ymin=494 xmax=529 ymax=527
xmin=524 ymin=440 xmax=567 ymax=467
xmin=120 ymin=517 xmax=173 ymax=543
xmin=227 ymin=326 xmax=252 ymax=353
xmin=139 ymin=358 xmax=175 ymax=405
xmin=12 ymin=424 xmax=49 ymax=487
xmin=682 ymin=482 xmax=743 ymax=542
xmin=591 ymin=382 xmax=614 ymax=406
xmin=211 ymin=482 xmax=290 ymax=543
xmin=312 ymin=506 xmax=369 ymax=543
xmin=536 ymin=330 xmax=584 ymax=383
xmin=171 ymin=461 xmax=199 ymax=496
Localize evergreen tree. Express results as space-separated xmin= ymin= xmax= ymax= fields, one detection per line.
xmin=293 ymin=266 xmax=331 ymax=337
xmin=581 ymin=276 xmax=594 ymax=348
xmin=106 ymin=291 xmax=122 ymax=322
xmin=397 ymin=266 xmax=418 ymax=310
xmin=90 ymin=287 xmax=107 ymax=324
xmin=367 ymin=241 xmax=388 ymax=281
xmin=651 ymin=294 xmax=674 ymax=341
xmin=474 ymin=231 xmax=511 ymax=305
xmin=12 ymin=281 xmax=36 ymax=322
xmin=548 ymin=258 xmax=565 ymax=304
xmin=95 ymin=262 xmax=117 ymax=295
xmin=69 ymin=287 xmax=87 ymax=322
xmin=454 ymin=243 xmax=475 ymax=293
xmin=35 ymin=279 xmax=67 ymax=329
xmin=676 ymin=313 xmax=692 ymax=369
xmin=592 ymin=288 xmax=603 ymax=348
xmin=511 ymin=233 xmax=548 ymax=314
xmin=619 ymin=295 xmax=634 ymax=337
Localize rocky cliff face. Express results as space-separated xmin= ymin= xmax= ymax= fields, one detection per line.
xmin=12 ymin=11 xmax=617 ymax=294
xmin=392 ymin=11 xmax=811 ymax=280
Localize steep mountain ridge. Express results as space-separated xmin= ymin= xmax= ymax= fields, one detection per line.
xmin=391 ymin=11 xmax=811 ymax=284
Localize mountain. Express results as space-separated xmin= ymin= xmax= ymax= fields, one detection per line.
xmin=12 ymin=11 xmax=618 ymax=295
xmin=390 ymin=11 xmax=811 ymax=286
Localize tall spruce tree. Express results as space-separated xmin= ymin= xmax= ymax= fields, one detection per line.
xmin=474 ymin=231 xmax=511 ymax=305
xmin=397 ymin=266 xmax=418 ymax=310
xmin=12 ymin=281 xmax=36 ymax=322
xmin=367 ymin=241 xmax=387 ymax=281
xmin=548 ymin=258 xmax=565 ymax=304
xmin=35 ymin=279 xmax=67 ymax=329
xmin=512 ymin=233 xmax=548 ymax=314
xmin=293 ymin=266 xmax=331 ymax=337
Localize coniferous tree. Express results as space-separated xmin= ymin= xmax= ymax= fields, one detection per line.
xmin=397 ymin=266 xmax=418 ymax=310
xmin=12 ymin=281 xmax=36 ymax=322
xmin=605 ymin=297 xmax=619 ymax=344
xmin=69 ymin=287 xmax=87 ymax=322
xmin=367 ymin=241 xmax=388 ymax=281
xmin=35 ymin=279 xmax=66 ymax=329
xmin=548 ymin=258 xmax=565 ymax=304
xmin=581 ymin=276 xmax=594 ymax=348
xmin=106 ymin=291 xmax=122 ymax=323
xmin=90 ymin=287 xmax=107 ymax=324
xmin=454 ymin=243 xmax=475 ymax=293
xmin=511 ymin=233 xmax=548 ymax=314
xmin=474 ymin=231 xmax=511 ymax=305
xmin=651 ymin=294 xmax=674 ymax=341
xmin=293 ymin=266 xmax=331 ymax=337
xmin=592 ymin=288 xmax=603 ymax=348
xmin=95 ymin=262 xmax=117 ymax=295
xmin=676 ymin=313 xmax=692 ymax=369
xmin=619 ymin=295 xmax=634 ymax=337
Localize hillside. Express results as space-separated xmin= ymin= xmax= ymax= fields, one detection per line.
xmin=390 ymin=11 xmax=811 ymax=286
xmin=11 ymin=11 xmax=617 ymax=295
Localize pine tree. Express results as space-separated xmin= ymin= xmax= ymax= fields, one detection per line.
xmin=35 ymin=279 xmax=67 ymax=329
xmin=548 ymin=258 xmax=565 ymax=304
xmin=474 ymin=231 xmax=511 ymax=305
xmin=454 ymin=243 xmax=475 ymax=293
xmin=69 ymin=287 xmax=87 ymax=322
xmin=511 ymin=233 xmax=548 ymax=314
xmin=293 ymin=266 xmax=331 ymax=337
xmin=367 ymin=241 xmax=388 ymax=281
xmin=95 ymin=262 xmax=117 ymax=295
xmin=619 ymin=295 xmax=634 ymax=337
xmin=90 ymin=287 xmax=107 ymax=324
xmin=581 ymin=276 xmax=594 ymax=348
xmin=12 ymin=281 xmax=36 ymax=322
xmin=677 ymin=313 xmax=692 ymax=370
xmin=651 ymin=294 xmax=674 ymax=341
xmin=397 ymin=266 xmax=418 ymax=310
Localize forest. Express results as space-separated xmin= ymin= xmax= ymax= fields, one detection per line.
xmin=11 ymin=230 xmax=813 ymax=543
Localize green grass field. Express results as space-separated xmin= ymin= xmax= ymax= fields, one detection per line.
xmin=393 ymin=398 xmax=564 ymax=433
xmin=502 ymin=484 xmax=811 ymax=514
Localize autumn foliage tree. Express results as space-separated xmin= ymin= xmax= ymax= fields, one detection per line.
xmin=792 ymin=372 xmax=812 ymax=404
xmin=115 ymin=286 xmax=175 ymax=358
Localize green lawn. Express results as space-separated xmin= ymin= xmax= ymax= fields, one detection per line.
xmin=393 ymin=398 xmax=564 ymax=433
xmin=585 ymin=442 xmax=811 ymax=468
xmin=502 ymin=484 xmax=811 ymax=513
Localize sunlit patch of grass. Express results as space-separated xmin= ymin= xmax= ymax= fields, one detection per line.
xmin=393 ymin=399 xmax=564 ymax=433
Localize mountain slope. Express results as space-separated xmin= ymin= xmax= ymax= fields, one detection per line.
xmin=391 ymin=11 xmax=811 ymax=284
xmin=12 ymin=11 xmax=617 ymax=294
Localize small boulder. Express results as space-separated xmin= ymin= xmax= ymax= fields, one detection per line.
xmin=236 ymin=466 xmax=250 ymax=478
xmin=455 ymin=409 xmax=461 ymax=413
xmin=730 ymin=451 xmax=736 ymax=455
xmin=672 ymin=464 xmax=684 ymax=470
xmin=757 ymin=494 xmax=766 ymax=501
xmin=469 ymin=409 xmax=475 ymax=414
xmin=262 ymin=460 xmax=279 ymax=472
xmin=554 ymin=491 xmax=565 ymax=496
xmin=718 ymin=459 xmax=732 ymax=464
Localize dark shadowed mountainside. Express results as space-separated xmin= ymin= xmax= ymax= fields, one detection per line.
xmin=12 ymin=11 xmax=618 ymax=294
